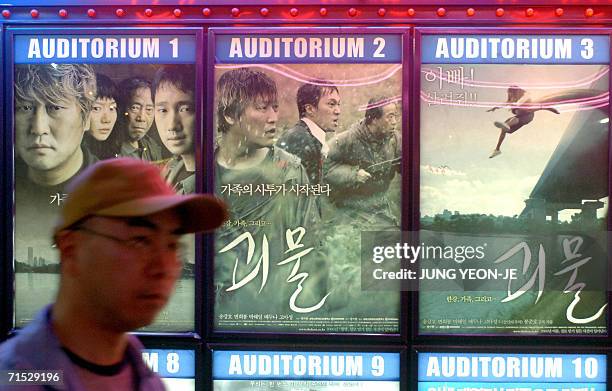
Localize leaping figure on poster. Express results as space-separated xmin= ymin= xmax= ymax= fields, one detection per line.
xmin=487 ymin=86 xmax=608 ymax=158
xmin=487 ymin=86 xmax=560 ymax=158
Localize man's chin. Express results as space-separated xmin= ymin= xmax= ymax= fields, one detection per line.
xmin=129 ymin=131 xmax=148 ymax=141
xmin=23 ymin=157 xmax=58 ymax=172
xmin=122 ymin=312 xmax=161 ymax=331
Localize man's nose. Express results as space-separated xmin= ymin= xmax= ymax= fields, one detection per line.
xmin=267 ymin=107 xmax=278 ymax=123
xmin=146 ymin=242 xmax=181 ymax=278
xmin=135 ymin=108 xmax=145 ymax=121
xmin=31 ymin=106 xmax=50 ymax=135
xmin=170 ymin=110 xmax=182 ymax=131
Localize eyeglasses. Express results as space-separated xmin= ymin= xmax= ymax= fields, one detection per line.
xmin=74 ymin=226 xmax=184 ymax=256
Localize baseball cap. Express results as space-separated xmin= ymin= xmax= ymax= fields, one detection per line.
xmin=54 ymin=158 xmax=228 ymax=235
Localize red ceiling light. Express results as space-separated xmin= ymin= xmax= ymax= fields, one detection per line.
xmin=144 ymin=8 xmax=153 ymax=17
xmin=319 ymin=8 xmax=328 ymax=16
xmin=466 ymin=8 xmax=475 ymax=17
xmin=348 ymin=8 xmax=357 ymax=17
xmin=378 ymin=8 xmax=386 ymax=17
xmin=555 ymin=8 xmax=564 ymax=17
xmin=260 ymin=8 xmax=269 ymax=17
xmin=585 ymin=8 xmax=594 ymax=17
xmin=2 ymin=9 xmax=10 ymax=18
xmin=525 ymin=8 xmax=534 ymax=17
xmin=437 ymin=8 xmax=446 ymax=17
xmin=495 ymin=8 xmax=504 ymax=17
xmin=407 ymin=8 xmax=416 ymax=17
xmin=202 ymin=8 xmax=211 ymax=17
xmin=173 ymin=8 xmax=182 ymax=17
xmin=87 ymin=9 xmax=96 ymax=18
xmin=290 ymin=8 xmax=298 ymax=17
xmin=115 ymin=8 xmax=126 ymax=18
xmin=58 ymin=9 xmax=68 ymax=18
xmin=30 ymin=9 xmax=39 ymax=18
xmin=231 ymin=8 xmax=240 ymax=17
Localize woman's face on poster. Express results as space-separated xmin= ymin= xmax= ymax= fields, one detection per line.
xmin=89 ymin=97 xmax=117 ymax=141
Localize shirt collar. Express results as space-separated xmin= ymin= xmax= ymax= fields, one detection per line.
xmin=301 ymin=117 xmax=327 ymax=146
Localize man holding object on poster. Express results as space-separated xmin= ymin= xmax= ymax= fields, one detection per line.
xmin=0 ymin=158 xmax=227 ymax=390
xmin=324 ymin=96 xmax=400 ymax=227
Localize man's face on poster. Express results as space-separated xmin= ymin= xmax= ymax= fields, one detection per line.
xmin=155 ymin=82 xmax=195 ymax=156
xmin=89 ymin=97 xmax=117 ymax=141
xmin=233 ymin=97 xmax=279 ymax=148
xmin=15 ymin=95 xmax=85 ymax=171
xmin=126 ymin=87 xmax=154 ymax=142
xmin=371 ymin=103 xmax=398 ymax=138
xmin=309 ymin=88 xmax=341 ymax=132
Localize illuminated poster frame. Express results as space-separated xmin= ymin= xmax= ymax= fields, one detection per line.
xmin=413 ymin=346 xmax=610 ymax=391
xmin=140 ymin=336 xmax=203 ymax=391
xmin=5 ymin=26 xmax=205 ymax=334
xmin=207 ymin=26 xmax=411 ymax=339
xmin=0 ymin=3 xmax=611 ymax=390
xmin=208 ymin=344 xmax=406 ymax=391
xmin=414 ymin=27 xmax=611 ymax=340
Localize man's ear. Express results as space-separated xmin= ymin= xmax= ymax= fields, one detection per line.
xmin=224 ymin=112 xmax=236 ymax=126
xmin=304 ymin=104 xmax=316 ymax=117
xmin=55 ymin=231 xmax=81 ymax=277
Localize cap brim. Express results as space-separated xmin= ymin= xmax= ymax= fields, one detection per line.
xmin=96 ymin=194 xmax=228 ymax=233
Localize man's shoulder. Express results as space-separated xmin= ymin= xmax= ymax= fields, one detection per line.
xmin=143 ymin=134 xmax=161 ymax=147
xmin=0 ymin=310 xmax=57 ymax=370
xmin=270 ymin=147 xmax=310 ymax=183
xmin=142 ymin=134 xmax=163 ymax=154
xmin=0 ymin=335 xmax=36 ymax=370
xmin=329 ymin=124 xmax=359 ymax=147
xmin=272 ymin=146 xmax=303 ymax=168
xmin=278 ymin=121 xmax=315 ymax=144
xmin=124 ymin=335 xmax=166 ymax=391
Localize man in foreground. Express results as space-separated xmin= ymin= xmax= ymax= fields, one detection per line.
xmin=0 ymin=158 xmax=227 ymax=390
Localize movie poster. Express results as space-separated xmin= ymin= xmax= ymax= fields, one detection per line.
xmin=418 ymin=352 xmax=607 ymax=391
xmin=12 ymin=30 xmax=199 ymax=331
xmin=213 ymin=350 xmax=400 ymax=390
xmin=419 ymin=33 xmax=609 ymax=334
xmin=212 ymin=30 xmax=404 ymax=333
xmin=142 ymin=349 xmax=196 ymax=391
